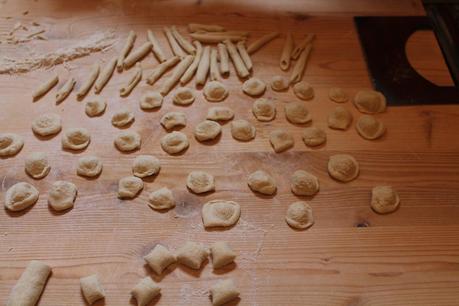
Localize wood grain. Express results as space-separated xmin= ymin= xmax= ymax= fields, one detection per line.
xmin=1 ymin=0 xmax=459 ymax=305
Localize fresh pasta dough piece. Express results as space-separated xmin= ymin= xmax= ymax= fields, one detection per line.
xmin=354 ymin=90 xmax=386 ymax=113
xmin=147 ymin=30 xmax=167 ymax=63
xmin=171 ymin=26 xmax=195 ymax=54
xmin=280 ymin=32 xmax=293 ymax=70
xmin=231 ymin=119 xmax=256 ymax=141
xmin=302 ymin=127 xmax=326 ymax=147
xmin=176 ymin=241 xmax=208 ymax=269
xmin=118 ymin=176 xmax=144 ymax=199
xmin=0 ymin=133 xmax=24 ymax=157
xmin=188 ymin=23 xmax=225 ymax=32
xmin=6 ymin=260 xmax=51 ymax=306
xmin=210 ymin=47 xmax=220 ymax=81
xmin=371 ymin=186 xmax=400 ymax=214
xmin=114 ymin=131 xmax=141 ymax=152
xmin=217 ymin=43 xmax=230 ymax=76
xmin=242 ymin=78 xmax=266 ymax=96
xmin=195 ymin=46 xmax=211 ymax=85
xmin=85 ymin=97 xmax=106 ymax=117
xmin=117 ymin=30 xmax=136 ymax=72
xmin=160 ymin=131 xmax=189 ymax=154
xmin=190 ymin=32 xmax=245 ymax=43
xmin=203 ymin=81 xmax=229 ymax=102
xmin=329 ymin=87 xmax=348 ymax=103
xmin=173 ymin=87 xmax=195 ymax=105
xmin=132 ymin=155 xmax=160 ymax=178
xmin=290 ymin=44 xmax=312 ymax=84
xmin=160 ymin=55 xmax=194 ymax=96
xmin=123 ymin=42 xmax=152 ymax=69
xmin=140 ymin=91 xmax=163 ymax=110
xmin=4 ymin=182 xmax=39 ymax=212
xmin=144 ymin=244 xmax=176 ymax=274
xmin=252 ymin=98 xmax=275 ymax=121
xmin=207 ymin=106 xmax=234 ymax=121
xmin=94 ymin=56 xmax=117 ymax=94
xmin=202 ymin=200 xmax=241 ymax=228
xmin=210 ymin=279 xmax=240 ymax=306
xmin=224 ymin=40 xmax=249 ymax=78
xmin=25 ymin=152 xmax=50 ymax=179
xmin=247 ymin=31 xmax=280 ymax=54
xmin=55 ymin=77 xmax=75 ymax=104
xmin=32 ymin=73 xmax=58 ymax=100
xmin=187 ymin=171 xmax=215 ymax=194
xmin=77 ymin=63 xmax=100 ymax=98
xmin=247 ymin=170 xmax=276 ymax=195
xmin=270 ymin=129 xmax=294 ymax=153
xmin=286 ymin=201 xmax=314 ymax=229
xmin=112 ymin=108 xmax=134 ymax=128
xmin=120 ymin=63 xmax=142 ymax=97
xmin=328 ymin=154 xmax=359 ymax=182
xmin=148 ymin=187 xmax=175 ymax=210
xmin=291 ymin=34 xmax=315 ymax=60
xmin=160 ymin=112 xmax=186 ymax=130
xmin=194 ymin=120 xmax=222 ymax=142
xmin=356 ymin=115 xmax=385 ymax=140
xmin=131 ymin=277 xmax=161 ymax=306
xmin=210 ymin=242 xmax=236 ymax=269
xmin=48 ymin=180 xmax=77 ymax=211
xmin=180 ymin=41 xmax=203 ymax=84
xmin=328 ymin=106 xmax=353 ymax=130
xmin=271 ymin=75 xmax=289 ymax=91
xmin=62 ymin=128 xmax=90 ymax=150
xmin=146 ymin=56 xmax=180 ymax=85
xmin=285 ymin=102 xmax=312 ymax=124
xmin=164 ymin=27 xmax=187 ymax=58
xmin=77 ymin=155 xmax=103 ymax=178
xmin=32 ymin=113 xmax=61 ymax=137
xmin=236 ymin=41 xmax=253 ymax=71
xmin=291 ymin=170 xmax=319 ymax=196
xmin=293 ymin=81 xmax=314 ymax=100
xmin=80 ymin=274 xmax=105 ymax=305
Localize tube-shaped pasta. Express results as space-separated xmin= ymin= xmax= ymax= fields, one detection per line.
xmin=171 ymin=26 xmax=195 ymax=54
xmin=280 ymin=33 xmax=294 ymax=71
xmin=236 ymin=41 xmax=252 ymax=71
xmin=210 ymin=48 xmax=220 ymax=81
xmin=190 ymin=32 xmax=245 ymax=43
xmin=120 ymin=63 xmax=142 ymax=97
xmin=159 ymin=55 xmax=194 ymax=96
xmin=147 ymin=30 xmax=167 ymax=63
xmin=123 ymin=42 xmax=152 ymax=69
xmin=188 ymin=23 xmax=225 ymax=32
xmin=224 ymin=40 xmax=249 ymax=78
xmin=247 ymin=31 xmax=280 ymax=54
xmin=32 ymin=73 xmax=58 ymax=100
xmin=195 ymin=46 xmax=211 ymax=86
xmin=180 ymin=41 xmax=203 ymax=85
xmin=291 ymin=34 xmax=315 ymax=60
xmin=217 ymin=43 xmax=230 ymax=76
xmin=214 ymin=30 xmax=249 ymax=37
xmin=146 ymin=56 xmax=180 ymax=85
xmin=6 ymin=260 xmax=51 ymax=306
xmin=94 ymin=56 xmax=117 ymax=93
xmin=290 ymin=43 xmax=312 ymax=84
xmin=164 ymin=27 xmax=187 ymax=58
xmin=56 ymin=77 xmax=75 ymax=104
xmin=131 ymin=277 xmax=161 ymax=306
xmin=117 ymin=30 xmax=136 ymax=72
xmin=77 ymin=63 xmax=100 ymax=99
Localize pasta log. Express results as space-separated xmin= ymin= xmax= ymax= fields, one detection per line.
xmin=247 ymin=31 xmax=280 ymax=54
xmin=195 ymin=46 xmax=211 ymax=86
xmin=94 ymin=56 xmax=117 ymax=94
xmin=217 ymin=43 xmax=230 ymax=76
xmin=210 ymin=48 xmax=220 ymax=81
xmin=146 ymin=56 xmax=180 ymax=85
xmin=117 ymin=30 xmax=136 ymax=72
xmin=55 ymin=77 xmax=75 ymax=104
xmin=32 ymin=73 xmax=58 ymax=100
xmin=290 ymin=43 xmax=312 ymax=84
xmin=160 ymin=55 xmax=194 ymax=96
xmin=76 ymin=63 xmax=100 ymax=99
xmin=280 ymin=32 xmax=294 ymax=71
xmin=120 ymin=63 xmax=142 ymax=97
xmin=180 ymin=41 xmax=203 ymax=85
xmin=188 ymin=23 xmax=225 ymax=32
xmin=291 ymin=34 xmax=315 ymax=60
xmin=171 ymin=26 xmax=195 ymax=54
xmin=224 ymin=40 xmax=249 ymax=79
xmin=123 ymin=42 xmax=152 ymax=69
xmin=236 ymin=41 xmax=253 ymax=71
xmin=164 ymin=27 xmax=187 ymax=58
xmin=147 ymin=30 xmax=167 ymax=63
xmin=189 ymin=32 xmax=246 ymax=43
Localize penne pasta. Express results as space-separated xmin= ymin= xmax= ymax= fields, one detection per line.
xmin=147 ymin=30 xmax=167 ymax=63
xmin=188 ymin=23 xmax=225 ymax=32
xmin=55 ymin=77 xmax=75 ymax=104
xmin=217 ymin=43 xmax=230 ymax=76
xmin=123 ymin=42 xmax=152 ymax=69
xmin=94 ymin=56 xmax=117 ymax=93
xmin=76 ymin=63 xmax=100 ymax=99
xmin=224 ymin=40 xmax=249 ymax=78
xmin=160 ymin=55 xmax=194 ymax=96
xmin=164 ymin=27 xmax=187 ymax=58
xmin=190 ymin=32 xmax=246 ymax=43
xmin=236 ymin=41 xmax=253 ymax=71
xmin=146 ymin=56 xmax=180 ymax=85
xmin=291 ymin=34 xmax=315 ymax=60
xmin=210 ymin=48 xmax=220 ymax=81
xmin=280 ymin=32 xmax=294 ymax=71
xmin=117 ymin=30 xmax=136 ymax=72
xmin=32 ymin=73 xmax=58 ymax=100
xmin=247 ymin=31 xmax=280 ymax=54
xmin=290 ymin=43 xmax=312 ymax=84
xmin=120 ymin=63 xmax=142 ymax=97
xmin=195 ymin=46 xmax=211 ymax=86
xmin=171 ymin=26 xmax=196 ymax=54
xmin=180 ymin=41 xmax=203 ymax=85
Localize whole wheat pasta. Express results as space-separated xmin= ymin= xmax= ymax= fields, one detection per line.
xmin=147 ymin=30 xmax=167 ymax=63
xmin=146 ymin=56 xmax=180 ymax=85
xmin=94 ymin=56 xmax=117 ymax=93
xmin=291 ymin=34 xmax=315 ymax=60
xmin=236 ymin=41 xmax=253 ymax=71
xmin=117 ymin=30 xmax=136 ymax=72
xmin=55 ymin=77 xmax=75 ymax=103
xmin=171 ymin=26 xmax=195 ymax=54
xmin=160 ymin=55 xmax=194 ymax=95
xmin=224 ymin=40 xmax=249 ymax=78
xmin=290 ymin=43 xmax=312 ymax=84
xmin=188 ymin=23 xmax=225 ymax=32
xmin=32 ymin=73 xmax=58 ymax=100
xmin=189 ymin=32 xmax=245 ymax=43
xmin=280 ymin=33 xmax=294 ymax=71
xmin=123 ymin=42 xmax=152 ymax=69
xmin=217 ymin=43 xmax=230 ymax=76
xmin=76 ymin=63 xmax=100 ymax=99
xmin=180 ymin=41 xmax=202 ymax=84
xmin=210 ymin=48 xmax=220 ymax=81
xmin=247 ymin=31 xmax=280 ymax=54
xmin=164 ymin=27 xmax=187 ymax=58
xmin=195 ymin=46 xmax=211 ymax=86
xmin=120 ymin=63 xmax=142 ymax=97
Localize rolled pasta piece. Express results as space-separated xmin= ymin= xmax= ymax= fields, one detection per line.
xmin=210 ymin=48 xmax=220 ymax=81
xmin=159 ymin=55 xmax=194 ymax=96
xmin=291 ymin=34 xmax=315 ymax=60
xmin=217 ymin=43 xmax=230 ymax=76
xmin=117 ymin=30 xmax=136 ymax=72
xmin=131 ymin=277 xmax=161 ymax=306
xmin=195 ymin=46 xmax=211 ymax=86
xmin=55 ymin=77 xmax=75 ymax=104
xmin=180 ymin=41 xmax=202 ymax=85
xmin=123 ymin=42 xmax=152 ymax=69
xmin=171 ymin=26 xmax=195 ymax=54
xmin=76 ymin=63 xmax=100 ymax=99
xmin=164 ymin=27 xmax=187 ymax=58
xmin=120 ymin=63 xmax=142 ymax=97
xmin=290 ymin=43 xmax=312 ymax=84
xmin=94 ymin=56 xmax=117 ymax=93
xmin=280 ymin=32 xmax=293 ymax=71
xmin=6 ymin=260 xmax=51 ymax=306
xmin=236 ymin=41 xmax=253 ymax=71
xmin=147 ymin=30 xmax=167 ymax=63
xmin=190 ymin=32 xmax=245 ymax=43
xmin=188 ymin=23 xmax=225 ymax=32
xmin=224 ymin=40 xmax=249 ymax=78
xmin=32 ymin=73 xmax=58 ymax=100
xmin=146 ymin=56 xmax=180 ymax=85
xmin=247 ymin=31 xmax=280 ymax=54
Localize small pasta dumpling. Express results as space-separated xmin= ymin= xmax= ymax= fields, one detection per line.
xmin=302 ymin=127 xmax=327 ymax=147
xmin=285 ymin=201 xmax=314 ymax=230
xmin=111 ymin=108 xmax=135 ymax=128
xmin=231 ymin=119 xmax=256 ymax=141
xmin=32 ymin=113 xmax=62 ymax=136
xmin=355 ymin=115 xmax=385 ymax=140
xmin=328 ymin=154 xmax=359 ymax=182
xmin=242 ymin=77 xmax=266 ymax=96
xmin=0 ymin=133 xmax=23 ymax=157
xmin=176 ymin=241 xmax=208 ymax=270
xmin=187 ymin=171 xmax=215 ymax=194
xmin=285 ymin=102 xmax=311 ymax=124
xmin=148 ymin=187 xmax=175 ymax=210
xmin=76 ymin=155 xmax=103 ymax=178
xmin=114 ymin=131 xmax=141 ymax=152
xmin=194 ymin=120 xmax=222 ymax=142
xmin=132 ymin=155 xmax=161 ymax=178
xmin=144 ymin=244 xmax=176 ymax=274
xmin=371 ymin=186 xmax=400 ymax=214
xmin=269 ymin=129 xmax=294 ymax=153
xmin=252 ymin=98 xmax=276 ymax=122
xmin=25 ymin=152 xmax=51 ymax=179
xmin=203 ymin=81 xmax=229 ymax=102
xmin=270 ymin=75 xmax=289 ymax=92
xmin=328 ymin=106 xmax=353 ymax=130
xmin=62 ymin=128 xmax=90 ymax=151
xmin=353 ymin=89 xmax=386 ymax=113
xmin=207 ymin=106 xmax=234 ymax=122
xmin=328 ymin=87 xmax=348 ymax=103
xmin=118 ymin=176 xmax=144 ymax=199
xmin=160 ymin=112 xmax=187 ymax=130
xmin=290 ymin=170 xmax=319 ymax=196
xmin=173 ymin=87 xmax=195 ymax=106
xmin=4 ymin=182 xmax=39 ymax=212
xmin=293 ymin=81 xmax=314 ymax=100
xmin=131 ymin=277 xmax=161 ymax=306
xmin=210 ymin=279 xmax=240 ymax=306
xmin=210 ymin=241 xmax=237 ymax=269
xmin=80 ymin=274 xmax=105 ymax=305
xmin=140 ymin=91 xmax=163 ymax=110
xmin=160 ymin=131 xmax=189 ymax=155
xmin=201 ymin=200 xmax=241 ymax=228
xmin=247 ymin=170 xmax=276 ymax=195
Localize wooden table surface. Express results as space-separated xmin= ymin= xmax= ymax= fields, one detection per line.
xmin=1 ymin=0 xmax=459 ymax=305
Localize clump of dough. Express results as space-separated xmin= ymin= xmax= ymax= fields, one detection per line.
xmin=210 ymin=242 xmax=236 ymax=269
xmin=25 ymin=152 xmax=51 ymax=179
xmin=76 ymin=155 xmax=103 ymax=178
xmin=202 ymin=200 xmax=241 ymax=228
xmin=285 ymin=201 xmax=314 ymax=229
xmin=48 ymin=181 xmax=77 ymax=211
xmin=252 ymin=98 xmax=276 ymax=122
xmin=148 ymin=187 xmax=175 ymax=210
xmin=302 ymin=127 xmax=327 ymax=147
xmin=247 ymin=170 xmax=276 ymax=195
xmin=176 ymin=241 xmax=208 ymax=269
xmin=32 ymin=113 xmax=61 ymax=137
xmin=132 ymin=155 xmax=160 ymax=178
xmin=118 ymin=176 xmax=144 ymax=199
xmin=293 ymin=81 xmax=314 ymax=100
xmin=242 ymin=77 xmax=266 ymax=96
xmin=62 ymin=128 xmax=90 ymax=151
xmin=160 ymin=112 xmax=187 ymax=130
xmin=210 ymin=279 xmax=239 ymax=306
xmin=194 ymin=120 xmax=222 ymax=142
xmin=144 ymin=244 xmax=176 ymax=274
xmin=291 ymin=170 xmax=319 ymax=196
xmin=160 ymin=131 xmax=189 ymax=154
xmin=371 ymin=186 xmax=400 ymax=214
xmin=85 ymin=97 xmax=106 ymax=117
xmin=114 ymin=131 xmax=141 ymax=152
xmin=354 ymin=90 xmax=386 ymax=113
xmin=231 ymin=119 xmax=256 ymax=141
xmin=329 ymin=87 xmax=348 ymax=103
xmin=328 ymin=106 xmax=352 ymax=130
xmin=356 ymin=115 xmax=385 ymax=140
xmin=0 ymin=133 xmax=24 ymax=157
xmin=207 ymin=106 xmax=234 ymax=122
xmin=270 ymin=129 xmax=294 ymax=153
xmin=271 ymin=75 xmax=289 ymax=91
xmin=111 ymin=108 xmax=134 ymax=128
xmin=140 ymin=91 xmax=163 ymax=110
xmin=131 ymin=277 xmax=161 ymax=306
xmin=80 ymin=274 xmax=105 ymax=305
xmin=4 ymin=182 xmax=39 ymax=212
xmin=173 ymin=87 xmax=195 ymax=105
xmin=285 ymin=102 xmax=312 ymax=124
xmin=187 ymin=171 xmax=215 ymax=194
xmin=328 ymin=154 xmax=359 ymax=182
xmin=203 ymin=81 xmax=229 ymax=102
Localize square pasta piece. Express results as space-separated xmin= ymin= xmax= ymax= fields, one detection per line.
xmin=211 ymin=241 xmax=236 ymax=269
xmin=176 ymin=241 xmax=208 ymax=269
xmin=210 ymin=278 xmax=240 ymax=306
xmin=144 ymin=244 xmax=176 ymax=275
xmin=80 ymin=274 xmax=105 ymax=305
